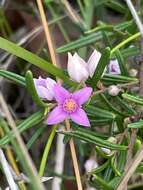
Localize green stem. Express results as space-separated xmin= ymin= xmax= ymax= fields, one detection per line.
xmin=111 ymin=32 xmax=141 ymax=55
xmin=39 ymin=125 xmax=58 ymax=176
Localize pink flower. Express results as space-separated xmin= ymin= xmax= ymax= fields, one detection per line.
xmin=108 ymin=59 xmax=121 ymax=75
xmin=47 ymin=84 xmax=92 ymax=127
xmin=67 ymin=50 xmax=102 ymax=83
xmin=34 ymin=76 xmax=56 ymax=100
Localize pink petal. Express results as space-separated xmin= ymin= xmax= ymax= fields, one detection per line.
xmin=54 ymin=84 xmax=70 ymax=103
xmin=73 ymin=87 xmax=92 ymax=105
xmin=47 ymin=106 xmax=68 ymax=125
xmin=70 ymin=108 xmax=90 ymax=127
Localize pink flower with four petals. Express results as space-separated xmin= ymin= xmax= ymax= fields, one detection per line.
xmin=47 ymin=85 xmax=92 ymax=127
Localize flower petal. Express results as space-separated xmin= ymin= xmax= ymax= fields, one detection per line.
xmin=70 ymin=108 xmax=90 ymax=127
xmin=34 ymin=76 xmax=46 ymax=87
xmin=73 ymin=53 xmax=87 ymax=68
xmin=67 ymin=52 xmax=89 ymax=83
xmin=47 ymin=106 xmax=68 ymax=125
xmin=34 ymin=86 xmax=53 ymax=100
xmin=54 ymin=84 xmax=70 ymax=103
xmin=73 ymin=87 xmax=92 ymax=105
xmin=88 ymin=49 xmax=101 ymax=77
xmin=108 ymin=59 xmax=121 ymax=75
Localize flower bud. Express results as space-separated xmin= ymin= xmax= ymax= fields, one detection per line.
xmin=108 ymin=85 xmax=121 ymax=96
xmin=108 ymin=59 xmax=121 ymax=75
xmin=129 ymin=69 xmax=138 ymax=77
xmin=34 ymin=76 xmax=56 ymax=100
xmin=84 ymin=157 xmax=98 ymax=172
xmin=67 ymin=52 xmax=89 ymax=83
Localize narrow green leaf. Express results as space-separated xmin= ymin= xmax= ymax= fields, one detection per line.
xmin=0 ymin=110 xmax=44 ymax=146
xmin=92 ymin=174 xmax=113 ymax=190
xmin=122 ymin=93 xmax=143 ymax=106
xmin=57 ymin=21 xmax=133 ymax=53
xmin=0 ymin=37 xmax=75 ymax=86
xmin=128 ymin=120 xmax=143 ymax=128
xmin=115 ymin=50 xmax=128 ymax=76
xmin=0 ymin=69 xmax=26 ymax=86
xmin=25 ymin=71 xmax=46 ymax=107
xmin=60 ymin=130 xmax=126 ymax=150
xmin=86 ymin=105 xmax=116 ymax=119
xmin=102 ymin=74 xmax=138 ymax=84
xmin=27 ymin=125 xmax=47 ymax=149
xmin=91 ymin=47 xmax=110 ymax=88
xmin=104 ymin=0 xmax=127 ymax=14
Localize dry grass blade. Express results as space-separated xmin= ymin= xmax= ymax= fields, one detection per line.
xmin=117 ymin=144 xmax=143 ymax=190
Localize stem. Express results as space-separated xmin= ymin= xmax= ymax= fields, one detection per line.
xmin=36 ymin=0 xmax=57 ymax=66
xmin=117 ymin=144 xmax=143 ymax=190
xmin=39 ymin=125 xmax=58 ymax=176
xmin=111 ymin=32 xmax=141 ymax=55
xmin=65 ymin=120 xmax=83 ymax=190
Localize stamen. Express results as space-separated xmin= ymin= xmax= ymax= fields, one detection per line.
xmin=63 ymin=98 xmax=77 ymax=113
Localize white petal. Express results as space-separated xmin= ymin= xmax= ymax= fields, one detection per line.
xmin=88 ymin=49 xmax=101 ymax=77
xmin=67 ymin=52 xmax=89 ymax=83
xmin=73 ymin=53 xmax=87 ymax=68
xmin=45 ymin=78 xmax=56 ymax=98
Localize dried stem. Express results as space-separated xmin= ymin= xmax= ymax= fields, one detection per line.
xmin=36 ymin=1 xmax=83 ymax=189
xmin=117 ymin=144 xmax=143 ymax=190
xmin=65 ymin=119 xmax=83 ymax=190
xmin=36 ymin=0 xmax=57 ymax=66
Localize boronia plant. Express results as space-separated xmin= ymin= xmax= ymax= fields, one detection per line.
xmin=0 ymin=0 xmax=143 ymax=190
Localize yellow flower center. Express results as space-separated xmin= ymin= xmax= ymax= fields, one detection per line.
xmin=63 ymin=98 xmax=77 ymax=113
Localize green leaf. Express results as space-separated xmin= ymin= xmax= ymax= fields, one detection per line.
xmin=122 ymin=93 xmax=143 ymax=106
xmin=104 ymin=0 xmax=127 ymax=14
xmin=128 ymin=120 xmax=143 ymax=128
xmin=114 ymin=50 xmax=128 ymax=76
xmin=0 ymin=37 xmax=75 ymax=86
xmin=27 ymin=125 xmax=47 ymax=149
xmin=57 ymin=21 xmax=133 ymax=53
xmin=60 ymin=129 xmax=127 ymax=150
xmin=92 ymin=174 xmax=113 ymax=190
xmin=25 ymin=71 xmax=47 ymax=107
xmin=102 ymin=74 xmax=138 ymax=84
xmin=0 ymin=69 xmax=26 ymax=86
xmin=91 ymin=47 xmax=110 ymax=88
xmin=86 ymin=105 xmax=116 ymax=119
xmin=113 ymin=96 xmax=136 ymax=115
xmin=0 ymin=110 xmax=44 ymax=146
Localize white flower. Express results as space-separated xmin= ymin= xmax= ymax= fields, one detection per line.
xmin=67 ymin=50 xmax=102 ymax=83
xmin=34 ymin=76 xmax=56 ymax=100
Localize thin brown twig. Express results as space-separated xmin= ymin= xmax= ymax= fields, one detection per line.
xmin=61 ymin=0 xmax=85 ymax=28
xmin=116 ymin=144 xmax=143 ymax=190
xmin=36 ymin=0 xmax=57 ymax=67
xmin=125 ymin=129 xmax=137 ymax=171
